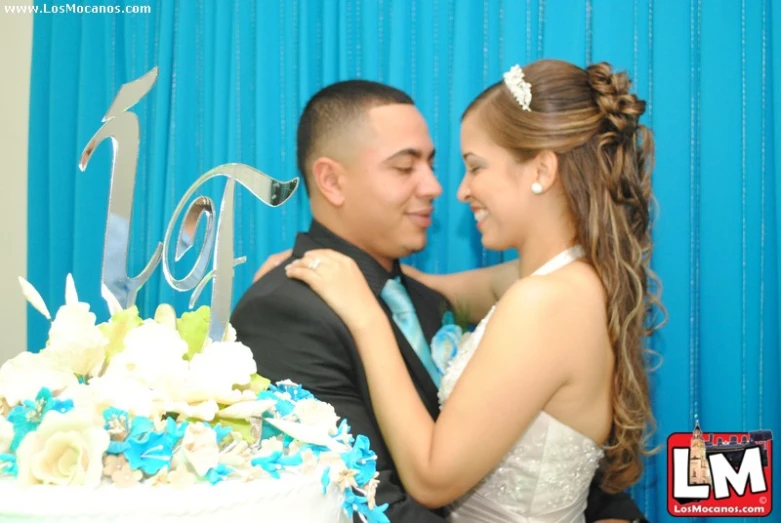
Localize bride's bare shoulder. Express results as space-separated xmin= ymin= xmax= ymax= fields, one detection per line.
xmin=496 ymin=262 xmax=607 ymax=340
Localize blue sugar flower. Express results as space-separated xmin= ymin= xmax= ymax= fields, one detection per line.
xmin=269 ymin=382 xmax=314 ymax=402
xmin=257 ymin=391 xmax=277 ymax=403
xmin=128 ymin=416 xmax=155 ymax=440
xmin=321 ymin=466 xmax=331 ymax=494
xmin=165 ymin=417 xmax=188 ymax=444
xmin=7 ymin=407 xmax=38 ymax=452
xmin=251 ymin=451 xmax=303 ymax=479
xmin=341 ymin=435 xmax=378 ymax=485
xmin=298 ymin=442 xmax=331 ymax=458
xmin=124 ymin=430 xmax=174 ymax=476
xmin=205 ymin=463 xmax=232 ymax=485
xmin=275 ymin=399 xmax=295 ymax=418
xmin=344 ymin=488 xmax=390 ymax=523
xmin=341 ymin=489 xmax=368 ymax=520
xmin=0 ymin=454 xmax=17 ymax=477
xmin=211 ymin=423 xmax=231 ymax=444
xmin=103 ymin=407 xmax=131 ymax=454
xmin=102 ymin=410 xmax=157 ymax=456
xmin=39 ymin=389 xmax=73 ymax=416
xmin=333 ymin=419 xmax=355 ymax=446
xmin=257 ymin=391 xmax=295 ymax=418
xmin=103 ymin=407 xmax=129 ymax=429
xmin=7 ymin=388 xmax=73 ymax=451
xmin=106 ymin=440 xmax=128 ymax=454
xmin=357 ymin=501 xmax=391 ymax=523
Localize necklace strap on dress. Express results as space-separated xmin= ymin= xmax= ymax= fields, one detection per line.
xmin=531 ymin=246 xmax=585 ymax=276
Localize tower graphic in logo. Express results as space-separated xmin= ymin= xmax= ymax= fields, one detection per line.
xmin=688 ymin=421 xmax=712 ymax=487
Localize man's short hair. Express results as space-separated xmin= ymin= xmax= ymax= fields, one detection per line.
xmin=296 ymin=80 xmax=414 ymax=194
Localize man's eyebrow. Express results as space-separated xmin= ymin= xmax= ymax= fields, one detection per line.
xmin=384 ymin=148 xmax=436 ymax=163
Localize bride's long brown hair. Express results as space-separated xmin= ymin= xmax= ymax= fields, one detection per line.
xmin=464 ymin=59 xmax=665 ymax=492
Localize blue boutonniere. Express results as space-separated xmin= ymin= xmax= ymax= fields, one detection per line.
xmin=430 ymin=311 xmax=464 ymax=377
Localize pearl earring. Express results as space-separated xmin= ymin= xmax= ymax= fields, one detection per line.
xmin=531 ymin=182 xmax=543 ymax=195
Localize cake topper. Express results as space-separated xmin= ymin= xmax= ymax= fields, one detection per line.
xmin=79 ymin=67 xmax=298 ymax=343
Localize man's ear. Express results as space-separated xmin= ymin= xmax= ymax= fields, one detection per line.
xmin=310 ymin=157 xmax=346 ymax=206
xmin=534 ymin=150 xmax=559 ymax=191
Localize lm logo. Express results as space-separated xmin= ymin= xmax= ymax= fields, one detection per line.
xmin=667 ymin=423 xmax=773 ymax=517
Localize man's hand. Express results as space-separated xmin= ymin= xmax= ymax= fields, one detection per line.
xmin=254 ymin=249 xmax=293 ymax=282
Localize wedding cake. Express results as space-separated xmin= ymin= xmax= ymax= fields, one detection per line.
xmin=0 ymin=277 xmax=388 ymax=522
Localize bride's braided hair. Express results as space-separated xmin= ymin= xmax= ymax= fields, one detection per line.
xmin=464 ymin=59 xmax=665 ymax=492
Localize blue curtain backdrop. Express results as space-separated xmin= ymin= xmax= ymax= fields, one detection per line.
xmin=26 ymin=1 xmax=780 ymax=521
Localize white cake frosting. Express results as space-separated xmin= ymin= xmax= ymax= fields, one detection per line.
xmin=0 ymin=474 xmax=348 ymax=522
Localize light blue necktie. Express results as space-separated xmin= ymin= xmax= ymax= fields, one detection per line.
xmin=381 ymin=277 xmax=441 ymax=387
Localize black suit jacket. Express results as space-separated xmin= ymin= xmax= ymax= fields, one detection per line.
xmin=231 ymin=220 xmax=646 ymax=523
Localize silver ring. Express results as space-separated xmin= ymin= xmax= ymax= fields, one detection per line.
xmin=307 ymin=257 xmax=322 ymax=272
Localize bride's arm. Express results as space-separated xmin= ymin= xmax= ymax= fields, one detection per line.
xmin=401 ymin=261 xmax=519 ymax=324
xmin=285 ymin=250 xmax=583 ymax=506
xmin=350 ymin=278 xmax=574 ymax=507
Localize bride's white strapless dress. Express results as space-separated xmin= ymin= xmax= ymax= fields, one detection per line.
xmin=438 ymin=247 xmax=605 ymax=523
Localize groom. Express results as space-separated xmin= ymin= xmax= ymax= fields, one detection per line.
xmin=231 ymin=80 xmax=645 ymax=522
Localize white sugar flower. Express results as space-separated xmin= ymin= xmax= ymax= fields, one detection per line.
xmin=104 ymin=320 xmax=188 ymax=394
xmin=293 ymin=399 xmax=339 ymax=435
xmin=181 ymin=422 xmax=220 ymax=477
xmin=182 ymin=341 xmax=256 ymax=404
xmin=44 ymin=302 xmax=107 ymax=378
xmin=163 ymin=399 xmax=219 ymax=421
xmin=328 ymin=461 xmax=359 ymax=491
xmin=217 ymin=399 xmax=275 ymax=419
xmin=152 ymin=303 xmax=177 ymax=329
xmin=168 ymin=463 xmax=197 ymax=488
xmin=259 ymin=437 xmax=284 ymax=455
xmin=56 ymin=383 xmax=100 ymax=421
xmin=87 ymin=374 xmax=163 ymax=419
xmin=298 ymin=448 xmax=318 ymax=475
xmin=15 ymin=409 xmax=109 ymax=486
xmin=0 ymin=352 xmax=78 ymax=407
xmin=218 ymin=435 xmax=252 ymax=470
xmin=362 ymin=476 xmax=381 ymax=509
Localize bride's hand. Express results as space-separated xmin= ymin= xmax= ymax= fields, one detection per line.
xmin=254 ymin=248 xmax=293 ymax=282
xmin=285 ymin=249 xmax=383 ymax=333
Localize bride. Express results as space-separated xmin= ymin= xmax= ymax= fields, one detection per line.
xmin=284 ymin=59 xmax=662 ymax=522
